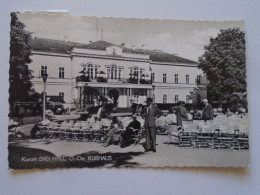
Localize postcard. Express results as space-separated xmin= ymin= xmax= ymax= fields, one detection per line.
xmin=8 ymin=12 xmax=249 ymax=169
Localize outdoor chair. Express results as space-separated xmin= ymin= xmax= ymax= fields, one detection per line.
xmin=91 ymin=123 xmax=103 ymax=142
xmin=233 ymin=130 xmax=249 ymax=150
xmin=166 ymin=124 xmax=180 ymax=144
xmin=211 ymin=129 xmax=236 ymax=150
xmin=194 ymin=131 xmax=212 ymax=149
xmin=131 ymin=127 xmax=145 ymax=146
xmin=70 ymin=122 xmax=83 ymax=142
xmin=44 ymin=122 xmax=59 ymax=140
xmin=81 ymin=123 xmax=93 ymax=142
xmin=156 ymin=117 xmax=167 ymax=135
xmin=60 ymin=122 xmax=74 ymax=141
xmin=178 ymin=129 xmax=195 ymax=148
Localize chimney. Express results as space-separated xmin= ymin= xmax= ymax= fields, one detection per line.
xmin=132 ymin=45 xmax=135 ymax=50
xmin=142 ymin=44 xmax=146 ymax=51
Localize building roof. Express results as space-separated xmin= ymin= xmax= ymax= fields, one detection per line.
xmin=29 ymin=37 xmax=87 ymax=53
xmin=29 ymin=37 xmax=197 ymax=64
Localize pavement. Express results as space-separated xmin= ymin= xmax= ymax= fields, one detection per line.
xmin=8 ymin=135 xmax=249 ymax=168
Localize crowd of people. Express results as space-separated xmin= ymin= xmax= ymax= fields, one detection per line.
xmin=97 ymin=97 xmax=215 ymax=152
xmin=12 ymin=96 xmax=234 ymax=153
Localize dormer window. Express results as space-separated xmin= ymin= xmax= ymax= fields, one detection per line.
xmin=106 ymin=46 xmax=123 ymax=56
xmin=113 ymin=48 xmax=116 ymax=55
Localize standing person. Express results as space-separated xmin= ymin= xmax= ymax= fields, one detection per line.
xmin=18 ymin=105 xmax=26 ymax=125
xmin=176 ymin=101 xmax=187 ymax=127
xmin=143 ymin=98 xmax=162 ymax=152
xmin=202 ymin=99 xmax=214 ymax=120
xmin=131 ymin=102 xmax=138 ymax=115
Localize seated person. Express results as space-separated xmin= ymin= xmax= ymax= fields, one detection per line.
xmin=96 ymin=106 xmax=105 ymax=119
xmin=103 ymin=116 xmax=124 ymax=147
xmin=101 ymin=118 xmax=111 ymax=130
xmin=135 ymin=104 xmax=143 ymax=116
xmin=192 ymin=109 xmax=202 ymax=120
xmin=120 ymin=114 xmax=141 ymax=147
xmin=86 ymin=114 xmax=95 ymax=126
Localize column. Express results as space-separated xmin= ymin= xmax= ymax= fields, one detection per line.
xmin=129 ymin=88 xmax=132 ymax=99
xmin=126 ymin=88 xmax=129 ymax=107
xmin=105 ymin=88 xmax=108 ymax=96
xmin=79 ymin=87 xmax=82 ymax=109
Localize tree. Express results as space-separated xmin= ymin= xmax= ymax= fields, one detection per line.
xmin=9 ymin=12 xmax=33 ymax=104
xmin=198 ymin=28 xmax=246 ymax=101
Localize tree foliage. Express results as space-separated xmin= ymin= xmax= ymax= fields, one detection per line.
xmin=198 ymin=28 xmax=246 ymax=100
xmin=9 ymin=12 xmax=33 ymax=103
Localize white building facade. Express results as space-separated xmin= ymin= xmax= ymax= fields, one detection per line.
xmin=28 ymin=38 xmax=207 ymax=109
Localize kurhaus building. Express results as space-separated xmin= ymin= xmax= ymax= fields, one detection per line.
xmin=28 ymin=38 xmax=207 ymax=109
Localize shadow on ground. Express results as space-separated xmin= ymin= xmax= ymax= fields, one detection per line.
xmin=8 ymin=145 xmax=144 ymax=169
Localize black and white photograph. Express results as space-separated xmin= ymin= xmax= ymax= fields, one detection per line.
xmin=8 ymin=11 xmax=249 ymax=169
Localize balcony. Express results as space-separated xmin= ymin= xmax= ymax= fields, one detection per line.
xmin=76 ymin=75 xmax=90 ymax=82
xmin=140 ymin=79 xmax=152 ymax=84
xmin=96 ymin=76 xmax=108 ymax=83
xmin=127 ymin=77 xmax=138 ymax=84
xmin=76 ymin=75 xmax=151 ymax=85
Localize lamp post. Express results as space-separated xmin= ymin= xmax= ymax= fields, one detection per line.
xmin=41 ymin=73 xmax=48 ymax=121
xmin=152 ymin=84 xmax=155 ymax=103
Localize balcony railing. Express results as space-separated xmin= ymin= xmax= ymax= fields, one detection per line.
xmin=76 ymin=75 xmax=151 ymax=84
xmin=76 ymin=75 xmax=90 ymax=82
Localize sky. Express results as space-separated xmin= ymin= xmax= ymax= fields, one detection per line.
xmin=18 ymin=12 xmax=245 ymax=61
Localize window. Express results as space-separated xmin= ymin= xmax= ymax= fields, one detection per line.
xmin=113 ymin=65 xmax=117 ymax=79
xmin=175 ymin=95 xmax=179 ymax=103
xmin=59 ymin=67 xmax=65 ymax=78
xmin=41 ymin=66 xmax=47 ymax=76
xmin=59 ymin=92 xmax=64 ymax=96
xmin=107 ymin=65 xmax=117 ymax=79
xmin=151 ymin=73 xmax=155 ymax=83
xmin=107 ymin=67 xmax=111 ymax=79
xmin=119 ymin=68 xmax=123 ymax=80
xmin=186 ymin=95 xmax=190 ymax=103
xmin=133 ymin=67 xmax=139 ymax=79
xmin=174 ymin=74 xmax=178 ymax=84
xmin=88 ymin=64 xmax=94 ymax=79
xmin=163 ymin=73 xmax=167 ymax=83
xmin=186 ymin=75 xmax=189 ymax=84
xmin=196 ymin=75 xmax=200 ymax=84
xmin=140 ymin=68 xmax=144 ymax=77
xmin=163 ymin=94 xmax=167 ymax=103
xmin=95 ymin=67 xmax=98 ymax=79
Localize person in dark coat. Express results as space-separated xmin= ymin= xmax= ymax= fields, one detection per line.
xmin=120 ymin=114 xmax=141 ymax=147
xmin=142 ymin=98 xmax=162 ymax=152
xmin=202 ymin=99 xmax=214 ymax=120
xmin=176 ymin=101 xmax=187 ymax=127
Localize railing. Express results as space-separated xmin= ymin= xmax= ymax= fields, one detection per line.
xmin=96 ymin=77 xmax=108 ymax=83
xmin=76 ymin=75 xmax=90 ymax=82
xmin=76 ymin=75 xmax=151 ymax=84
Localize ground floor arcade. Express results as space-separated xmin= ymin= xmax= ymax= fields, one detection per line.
xmin=75 ymin=82 xmax=153 ymax=108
